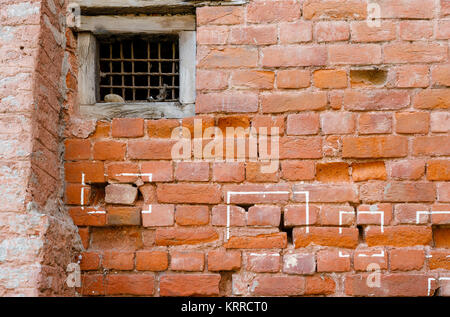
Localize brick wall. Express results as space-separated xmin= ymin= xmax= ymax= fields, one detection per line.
xmin=3 ymin=0 xmax=449 ymax=296
xmin=0 ymin=0 xmax=81 ymax=296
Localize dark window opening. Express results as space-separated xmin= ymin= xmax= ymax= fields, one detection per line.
xmin=98 ymin=35 xmax=179 ymax=102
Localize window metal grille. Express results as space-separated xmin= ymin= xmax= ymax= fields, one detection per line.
xmin=98 ymin=35 xmax=179 ymax=102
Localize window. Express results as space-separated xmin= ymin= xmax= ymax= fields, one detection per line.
xmin=98 ymin=35 xmax=180 ymax=102
xmin=75 ymin=15 xmax=196 ymax=119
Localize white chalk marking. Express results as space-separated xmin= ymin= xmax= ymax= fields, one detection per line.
xmin=428 ymin=277 xmax=450 ymax=296
xmin=142 ymin=205 xmax=152 ymax=214
xmin=339 ymin=211 xmax=354 ymax=234
xmin=117 ymin=173 xmax=153 ymax=182
xmin=416 ymin=211 xmax=450 ymax=224
xmin=338 ymin=251 xmax=350 ymax=258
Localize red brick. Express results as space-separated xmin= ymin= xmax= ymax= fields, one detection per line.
xmin=319 ymin=205 xmax=354 ymax=226
xmin=93 ymin=141 xmax=126 ymax=161
xmin=432 ymin=65 xmax=450 ymax=87
xmin=438 ymin=183 xmax=450 ymax=202
xmin=90 ymin=121 xmax=110 ymax=139
xmin=395 ymin=112 xmax=430 ymax=134
xmin=157 ymin=184 xmax=221 ymax=204
xmin=427 ymin=160 xmax=450 ymax=181
xmin=354 ymin=248 xmax=387 ymax=271
xmin=139 ymin=184 xmax=157 ymax=204
xmin=281 ymin=160 xmax=315 ymax=181
xmin=212 ymin=162 xmax=245 ymax=182
xmin=105 ymin=184 xmax=137 ymax=205
xmin=64 ymin=139 xmax=90 ymax=160
xmin=175 ymin=162 xmax=209 ymax=182
xmin=78 ymin=227 xmax=90 ymax=250
xmin=147 ymin=119 xmax=179 ymax=138
xmin=230 ymin=70 xmax=274 ymax=89
xmin=229 ymin=25 xmax=277 ymax=45
xmin=80 ymin=252 xmax=101 ymax=271
xmin=352 ymin=161 xmax=387 ymax=181
xmin=207 ymin=250 xmax=241 ymax=271
xmin=279 ymin=137 xmax=322 ymax=159
xmin=357 ymin=203 xmax=392 ymax=226
xmin=390 ymin=248 xmax=425 ymax=271
xmin=247 ymin=252 xmax=281 ymax=273
xmin=211 ymin=205 xmax=246 ymax=227
xmin=400 ymin=21 xmax=433 ymax=40
xmin=317 ymin=250 xmax=351 ymax=272
xmin=413 ymin=136 xmax=450 ymax=156
xmin=106 ymin=274 xmax=154 ymax=296
xmin=277 ymin=70 xmax=310 ymax=89
xmin=294 ymin=227 xmax=359 ymax=248
xmin=329 ymin=44 xmax=381 ymax=65
xmin=286 ymin=113 xmax=319 ymax=135
xmin=390 ymin=160 xmax=425 ymax=180
xmin=437 ymin=20 xmax=450 ymax=39
xmin=106 ymin=162 xmax=139 ymax=183
xmin=250 ymin=276 xmax=304 ymax=296
xmin=196 ymin=70 xmax=228 ymax=90
xmin=316 ymin=21 xmax=349 ymax=42
xmin=303 ymin=0 xmax=367 ymax=20
xmin=431 ymin=204 xmax=450 ymax=225
xmin=321 ymin=112 xmax=355 ymax=135
xmin=261 ymin=46 xmax=327 ymax=68
xmin=140 ymin=161 xmax=173 ymax=182
xmin=170 ymin=251 xmax=204 ymax=272
xmin=128 ymin=139 xmax=180 ymax=160
xmin=245 ymin=162 xmax=279 ymax=183
xmin=65 ymin=161 xmax=105 ymax=183
xmin=102 ymin=251 xmax=134 ymax=270
xmin=160 ymin=274 xmax=220 ymax=296
xmin=283 ymin=253 xmax=315 ymax=275
xmin=247 ymin=0 xmax=301 ymax=23
xmin=175 ymin=205 xmax=209 ymax=226
xmin=344 ymin=90 xmax=410 ymax=110
xmin=111 ymin=118 xmax=144 ymax=138
xmin=392 ymin=65 xmax=429 ymax=88
xmin=366 ymin=226 xmax=432 ymax=247
xmin=142 ymin=204 xmax=174 ymax=227
xmin=293 ymin=183 xmax=358 ymax=203
xmin=429 ymin=250 xmax=450 ymax=270
xmin=431 ymin=111 xmax=450 ymax=132
xmin=305 ymin=276 xmax=336 ymax=295
xmin=251 ymin=115 xmax=285 ymax=135
xmin=384 ymin=43 xmax=447 ymax=64
xmin=382 ymin=182 xmax=435 ymax=202
xmin=345 ymin=273 xmax=434 ymax=296
xmin=358 ymin=113 xmax=392 ymax=135
xmin=224 ymin=233 xmax=287 ymax=249
xmin=136 ymin=251 xmax=168 ymax=271
xmin=261 ymin=92 xmax=327 ymax=113
xmin=65 ymin=183 xmax=91 ymax=205
xmin=247 ymin=205 xmax=281 ymax=227
xmin=81 ymin=274 xmax=104 ymax=296
xmin=342 ymin=136 xmax=407 ymax=158
xmin=107 ymin=206 xmax=140 ymax=226
xmin=197 ymin=6 xmax=243 ymax=25
xmin=395 ymin=204 xmax=430 ymax=224
xmin=314 ymin=69 xmax=347 ymax=89
xmin=316 ymin=162 xmax=349 ymax=182
xmin=223 ymin=184 xmax=290 ymax=204
xmin=198 ymin=47 xmax=258 ymax=69
xmin=197 ymin=25 xmax=229 ymax=45
xmin=434 ymin=227 xmax=450 ymax=248
xmin=350 ymin=21 xmax=396 ymax=42
xmin=414 ymin=89 xmax=450 ymax=109
xmin=196 ymin=92 xmax=258 ymax=113
xmin=284 ymin=204 xmax=319 ymax=226
xmin=279 ymin=21 xmax=313 ymax=43
xmin=155 ymin=227 xmax=219 ymax=246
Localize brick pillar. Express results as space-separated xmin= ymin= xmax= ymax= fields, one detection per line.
xmin=0 ymin=0 xmax=81 ymax=296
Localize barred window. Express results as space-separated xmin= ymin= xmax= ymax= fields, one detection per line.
xmin=98 ymin=35 xmax=179 ymax=102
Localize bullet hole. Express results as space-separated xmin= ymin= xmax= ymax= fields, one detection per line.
xmin=350 ymin=69 xmax=388 ymax=87
xmin=357 ymin=225 xmax=365 ymax=243
xmin=20 ymin=46 xmax=24 ymax=50
xmin=279 ymin=212 xmax=293 ymax=245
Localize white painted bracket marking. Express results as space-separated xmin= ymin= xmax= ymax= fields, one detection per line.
xmin=357 ymin=250 xmax=385 ymax=258
xmin=428 ymin=277 xmax=450 ymax=296
xmin=339 ymin=251 xmax=350 ymax=258
xmin=117 ymin=173 xmax=153 ymax=182
xmin=339 ymin=210 xmax=355 ymax=234
xmin=416 ymin=211 xmax=450 ymax=224
xmin=142 ymin=204 xmax=152 ymax=214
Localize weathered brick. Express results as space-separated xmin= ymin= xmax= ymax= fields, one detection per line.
xmin=281 ymin=160 xmax=315 ymax=181
xmin=303 ymin=0 xmax=367 ymax=20
xmin=197 ymin=6 xmax=243 ymax=25
xmin=390 ymin=248 xmax=425 ymax=271
xmin=329 ymin=44 xmax=381 ymax=65
xmin=105 ymin=184 xmax=138 ymax=205
xmin=247 ymin=205 xmax=281 ymax=227
xmin=207 ymin=250 xmax=241 ymax=271
xmin=390 ymin=160 xmax=426 ymax=180
xmin=316 ymin=21 xmax=349 ymax=42
xmin=261 ymin=46 xmax=327 ymax=68
xmin=155 ymin=227 xmax=219 ymax=246
xmin=157 ymin=184 xmax=221 ymax=204
xmin=111 ymin=118 xmax=144 ymax=138
xmin=395 ymin=112 xmax=430 ymax=134
xmin=358 ymin=113 xmax=392 ymax=134
xmin=175 ymin=205 xmax=209 ymax=226
xmin=342 ymin=136 xmax=408 ymax=158
xmin=317 ymin=250 xmax=351 ymax=272
xmin=212 ymin=162 xmax=245 ymax=183
xmin=224 ymin=233 xmax=287 ymax=249
xmin=247 ymin=252 xmax=281 ymax=273
xmin=354 ymin=248 xmax=387 ymax=271
xmin=106 ymin=274 xmax=154 ymax=296
xmin=250 ymin=275 xmax=305 ymax=296
xmin=229 ymin=26 xmax=277 ymax=45
xmin=413 ymin=136 xmax=450 ymax=156
xmin=314 ymin=69 xmax=347 ymax=88
xmin=284 ymin=204 xmax=319 ymax=226
xmin=366 ymin=226 xmax=432 ymax=247
xmin=160 ymin=274 xmax=220 ymax=296
xmin=64 ymin=139 xmax=90 ymax=160
xmin=316 ymin=162 xmax=350 ymax=182
xmin=293 ymin=227 xmax=359 ymax=248
xmin=344 ymin=90 xmax=410 ymax=111
xmin=384 ymin=43 xmax=447 ymax=64
xmin=102 ymin=251 xmax=134 ymax=270
xmin=136 ymin=251 xmax=168 ymax=271
xmin=142 ymin=204 xmax=174 ymax=227
xmin=279 ymin=21 xmax=313 ymax=43
xmin=283 ymin=253 xmax=315 ymax=275
xmin=352 ymin=161 xmax=387 ymax=182
xmin=277 ymin=70 xmax=310 ymax=89
xmin=107 ymin=206 xmax=141 ymax=226
xmin=414 ymin=89 xmax=450 ymax=109
xmin=170 ymin=251 xmax=204 ymax=272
